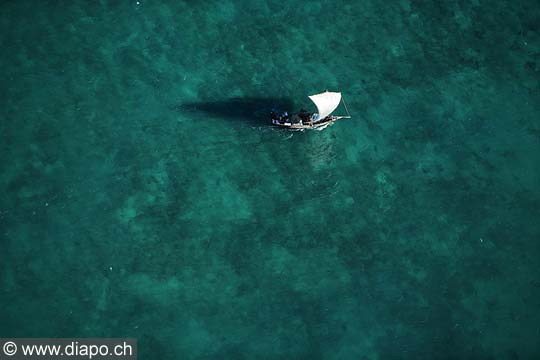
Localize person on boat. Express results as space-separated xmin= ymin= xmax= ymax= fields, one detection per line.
xmin=299 ymin=109 xmax=309 ymax=121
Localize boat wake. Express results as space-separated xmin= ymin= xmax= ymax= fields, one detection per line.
xmin=315 ymin=123 xmax=331 ymax=131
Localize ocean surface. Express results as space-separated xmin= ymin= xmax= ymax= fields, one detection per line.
xmin=1 ymin=1 xmax=539 ymax=358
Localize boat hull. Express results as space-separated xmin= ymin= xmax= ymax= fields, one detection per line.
xmin=271 ymin=116 xmax=348 ymax=129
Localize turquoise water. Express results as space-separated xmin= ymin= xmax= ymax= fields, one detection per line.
xmin=1 ymin=1 xmax=539 ymax=358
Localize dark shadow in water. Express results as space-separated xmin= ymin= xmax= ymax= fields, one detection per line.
xmin=175 ymin=97 xmax=295 ymax=124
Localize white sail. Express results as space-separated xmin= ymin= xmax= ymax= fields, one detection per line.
xmin=308 ymin=91 xmax=342 ymax=119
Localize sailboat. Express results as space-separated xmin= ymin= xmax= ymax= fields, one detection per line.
xmin=271 ymin=91 xmax=351 ymax=129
